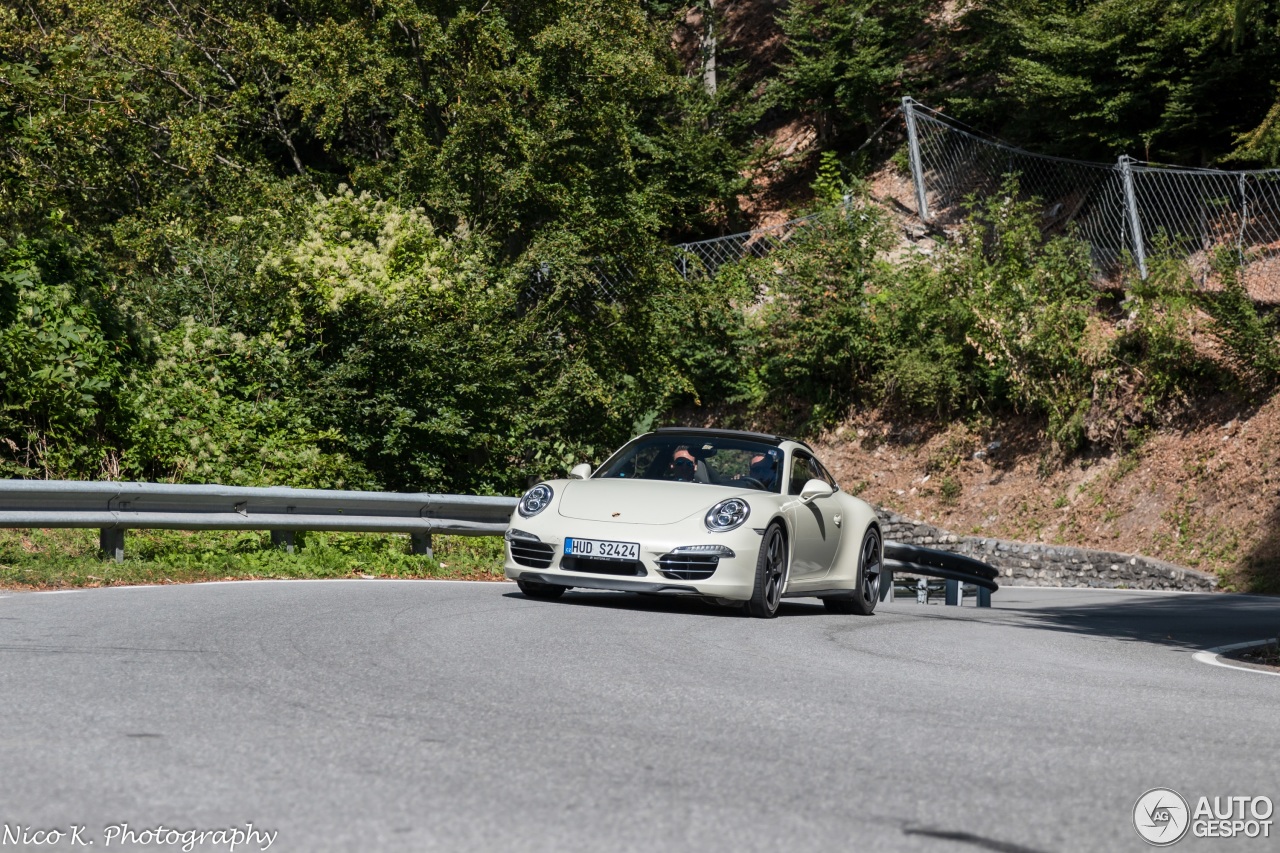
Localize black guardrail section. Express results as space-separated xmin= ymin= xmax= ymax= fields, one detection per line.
xmin=883 ymin=541 xmax=1000 ymax=595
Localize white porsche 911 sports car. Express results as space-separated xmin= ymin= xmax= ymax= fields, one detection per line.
xmin=503 ymin=427 xmax=883 ymax=618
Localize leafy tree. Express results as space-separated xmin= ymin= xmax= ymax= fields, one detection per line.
xmin=770 ymin=0 xmax=926 ymax=147
xmin=0 ymin=0 xmax=744 ymax=271
xmin=952 ymin=0 xmax=1280 ymax=164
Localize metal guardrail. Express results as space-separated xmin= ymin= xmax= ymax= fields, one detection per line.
xmin=882 ymin=541 xmax=999 ymax=608
xmin=0 ymin=481 xmax=1001 ymax=607
xmin=0 ymin=480 xmax=518 ymax=562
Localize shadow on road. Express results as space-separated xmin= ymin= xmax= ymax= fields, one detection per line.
xmin=503 ymin=590 xmax=833 ymax=618
xmin=507 ymin=586 xmax=1280 ymax=650
xmin=974 ymin=590 xmax=1280 ymax=651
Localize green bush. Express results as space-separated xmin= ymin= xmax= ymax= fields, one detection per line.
xmin=742 ymin=188 xmax=894 ymax=425
xmin=1112 ymin=255 xmax=1217 ymax=417
xmin=0 ymin=233 xmax=126 ymax=477
xmin=867 ymin=256 xmax=979 ymax=416
xmin=935 ymin=185 xmax=1099 ymax=450
xmin=119 ymin=321 xmax=373 ymax=489
xmin=1198 ymin=250 xmax=1280 ymax=391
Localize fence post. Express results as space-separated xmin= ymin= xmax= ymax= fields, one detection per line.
xmin=902 ymin=97 xmax=930 ymax=222
xmin=1118 ymin=155 xmax=1148 ymax=279
xmin=99 ymin=528 xmax=124 ymax=564
xmin=1238 ymin=172 xmax=1249 ymax=268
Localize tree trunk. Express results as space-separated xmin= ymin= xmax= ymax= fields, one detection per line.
xmin=701 ymin=0 xmax=717 ymax=97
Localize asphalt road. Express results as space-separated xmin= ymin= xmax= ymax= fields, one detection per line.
xmin=0 ymin=580 xmax=1277 ymax=853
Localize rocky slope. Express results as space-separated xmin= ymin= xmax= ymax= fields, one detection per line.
xmin=810 ymin=392 xmax=1280 ymax=592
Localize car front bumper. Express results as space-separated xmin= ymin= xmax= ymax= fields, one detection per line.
xmin=502 ymin=516 xmax=765 ymax=600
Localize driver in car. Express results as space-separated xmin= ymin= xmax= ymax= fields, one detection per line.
xmin=668 ymin=448 xmax=698 ymax=481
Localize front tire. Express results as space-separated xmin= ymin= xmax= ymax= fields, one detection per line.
xmin=746 ymin=523 xmax=789 ymax=619
xmin=517 ymin=578 xmax=567 ymax=600
xmin=822 ymin=526 xmax=881 ymax=615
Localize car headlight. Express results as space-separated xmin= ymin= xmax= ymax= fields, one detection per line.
xmin=518 ymin=484 xmax=554 ymax=518
xmin=705 ymin=498 xmax=750 ymax=532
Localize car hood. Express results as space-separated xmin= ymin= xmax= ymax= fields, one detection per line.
xmin=556 ymin=479 xmax=759 ymax=525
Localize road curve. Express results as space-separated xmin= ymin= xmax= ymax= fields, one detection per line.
xmin=1 ymin=581 xmax=1277 ymax=852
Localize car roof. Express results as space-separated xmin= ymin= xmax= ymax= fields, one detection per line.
xmin=652 ymin=426 xmax=813 ymax=452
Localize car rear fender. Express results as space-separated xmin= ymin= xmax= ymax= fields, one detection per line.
xmin=828 ymin=498 xmax=880 ymax=585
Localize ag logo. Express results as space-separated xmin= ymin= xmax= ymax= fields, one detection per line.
xmin=1134 ymin=788 xmax=1191 ymax=846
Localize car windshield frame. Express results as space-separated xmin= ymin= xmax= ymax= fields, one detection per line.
xmin=593 ymin=433 xmax=785 ymax=493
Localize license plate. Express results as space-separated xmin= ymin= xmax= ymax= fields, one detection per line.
xmin=564 ymin=537 xmax=640 ymax=561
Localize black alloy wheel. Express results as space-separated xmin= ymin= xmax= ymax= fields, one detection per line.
xmin=747 ymin=523 xmax=789 ymax=619
xmin=823 ymin=526 xmax=881 ymax=615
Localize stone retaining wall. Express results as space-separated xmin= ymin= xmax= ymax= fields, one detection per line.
xmin=875 ymin=510 xmax=1218 ymax=592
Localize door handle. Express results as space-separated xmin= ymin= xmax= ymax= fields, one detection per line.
xmin=833 ymin=514 xmax=842 ymax=527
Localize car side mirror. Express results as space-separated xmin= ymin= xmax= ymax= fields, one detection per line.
xmin=799 ymin=478 xmax=835 ymax=503
xmin=568 ymin=463 xmax=593 ymax=480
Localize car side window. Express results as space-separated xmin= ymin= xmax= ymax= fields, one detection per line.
xmin=788 ymin=452 xmax=812 ymax=496
xmin=808 ymin=457 xmax=836 ymax=489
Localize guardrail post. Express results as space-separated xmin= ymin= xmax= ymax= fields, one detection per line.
xmin=977 ymin=586 xmax=992 ymax=608
xmin=945 ymin=579 xmax=960 ymax=606
xmin=99 ymin=528 xmax=124 ymax=564
xmin=411 ymin=531 xmax=433 ymax=558
xmin=270 ymin=530 xmax=295 ymax=554
xmin=880 ymin=567 xmax=893 ymax=602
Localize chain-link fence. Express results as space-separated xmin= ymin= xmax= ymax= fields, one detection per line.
xmin=528 ymin=212 xmax=829 ymax=304
xmin=533 ymin=100 xmax=1280 ymax=304
xmin=673 ymin=211 xmax=821 ymax=281
xmin=903 ymin=98 xmax=1280 ymax=303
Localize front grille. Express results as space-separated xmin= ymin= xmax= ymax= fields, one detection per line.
xmin=656 ymin=553 xmax=720 ymax=581
xmin=560 ymin=555 xmax=647 ymax=577
xmin=509 ymin=540 xmax=555 ymax=569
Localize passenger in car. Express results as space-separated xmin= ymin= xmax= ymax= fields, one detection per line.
xmin=749 ymin=453 xmax=778 ymax=491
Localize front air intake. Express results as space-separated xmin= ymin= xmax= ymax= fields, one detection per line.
xmin=509 ymin=540 xmax=555 ymax=569
xmin=560 ymin=555 xmax=647 ymax=577
xmin=656 ymin=552 xmax=720 ymax=581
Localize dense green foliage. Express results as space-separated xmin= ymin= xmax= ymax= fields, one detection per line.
xmin=769 ymin=0 xmax=928 ymax=146
xmin=691 ymin=176 xmax=1279 ymax=452
xmin=951 ymin=0 xmax=1280 ymax=164
xmin=0 ymin=0 xmax=730 ymax=492
xmin=2 ymin=0 xmax=1279 ymax=502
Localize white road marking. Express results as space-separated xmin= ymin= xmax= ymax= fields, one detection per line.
xmin=1192 ymin=640 xmax=1280 ymax=678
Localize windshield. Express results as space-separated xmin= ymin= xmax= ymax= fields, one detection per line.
xmin=594 ymin=434 xmax=784 ymax=493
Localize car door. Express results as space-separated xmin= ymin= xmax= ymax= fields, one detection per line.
xmin=784 ymin=450 xmax=842 ymax=581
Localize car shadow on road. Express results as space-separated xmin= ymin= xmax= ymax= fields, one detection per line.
xmin=503 ymin=590 xmax=833 ymax=618
xmin=961 ymin=590 xmax=1280 ymax=651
